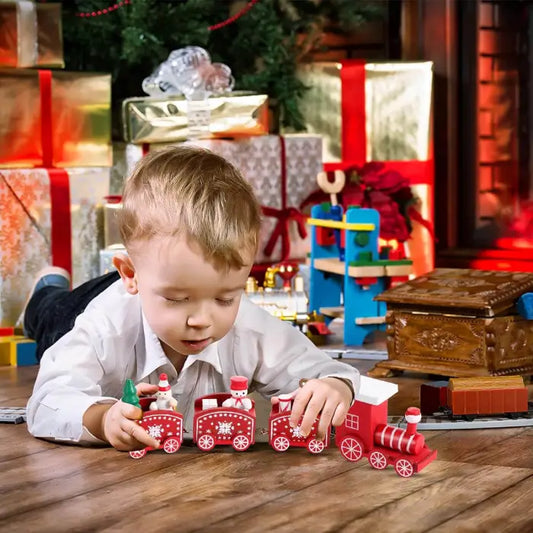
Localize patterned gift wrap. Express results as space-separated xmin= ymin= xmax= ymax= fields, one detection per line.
xmin=0 ymin=168 xmax=108 ymax=326
xmin=111 ymin=135 xmax=323 ymax=263
xmin=0 ymin=69 xmax=112 ymax=168
xmin=0 ymin=1 xmax=63 ymax=68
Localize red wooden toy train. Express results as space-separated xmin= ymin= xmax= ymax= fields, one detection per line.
xmin=128 ymin=375 xmax=437 ymax=478
xmin=420 ymin=375 xmax=529 ymax=420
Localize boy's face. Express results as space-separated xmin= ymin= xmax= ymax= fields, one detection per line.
xmin=117 ymin=234 xmax=254 ymax=363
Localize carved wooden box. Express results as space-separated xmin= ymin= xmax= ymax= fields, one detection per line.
xmin=369 ymin=269 xmax=533 ymax=378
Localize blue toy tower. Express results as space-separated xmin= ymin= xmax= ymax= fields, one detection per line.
xmin=308 ymin=203 xmax=412 ymax=346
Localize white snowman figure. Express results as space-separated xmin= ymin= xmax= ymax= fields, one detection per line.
xmin=222 ymin=375 xmax=253 ymax=411
xmin=149 ymin=373 xmax=178 ymax=411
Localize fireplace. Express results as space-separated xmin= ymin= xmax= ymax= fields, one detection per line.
xmin=409 ymin=0 xmax=533 ymax=271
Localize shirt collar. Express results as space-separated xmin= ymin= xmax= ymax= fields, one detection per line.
xmin=136 ymin=311 xmax=175 ymax=382
xmin=138 ymin=311 xmax=223 ymax=379
xmin=181 ymin=340 xmax=223 ymax=374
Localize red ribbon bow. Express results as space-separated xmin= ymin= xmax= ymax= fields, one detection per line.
xmin=261 ymin=206 xmax=308 ymax=260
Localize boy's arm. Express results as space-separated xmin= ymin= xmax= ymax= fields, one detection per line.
xmin=83 ymin=403 xmax=112 ymax=441
xmin=248 ymin=310 xmax=360 ymax=400
xmin=83 ymin=391 xmax=160 ymax=451
xmin=27 ymin=314 xmax=128 ymax=446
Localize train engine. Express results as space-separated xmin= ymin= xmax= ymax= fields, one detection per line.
xmin=336 ymin=376 xmax=437 ymax=477
xmin=193 ymin=393 xmax=256 ymax=452
xmin=268 ymin=395 xmax=329 ymax=454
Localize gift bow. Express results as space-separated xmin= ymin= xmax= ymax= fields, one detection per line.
xmin=261 ymin=206 xmax=308 ymax=260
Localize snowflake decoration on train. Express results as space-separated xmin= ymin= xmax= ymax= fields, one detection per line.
xmin=147 ymin=424 xmax=164 ymax=439
xmin=291 ymin=426 xmax=303 ymax=438
xmin=217 ymin=421 xmax=234 ymax=435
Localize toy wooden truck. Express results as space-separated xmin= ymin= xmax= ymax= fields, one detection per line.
xmin=369 ymin=268 xmax=533 ymax=378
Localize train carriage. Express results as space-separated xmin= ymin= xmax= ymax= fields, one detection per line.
xmin=193 ymin=393 xmax=256 ymax=452
xmin=268 ymin=401 xmax=329 ymax=454
xmin=420 ymin=375 xmax=529 ymax=421
xmin=129 ymin=397 xmax=184 ymax=459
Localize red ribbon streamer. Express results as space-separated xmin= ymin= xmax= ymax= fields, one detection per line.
xmin=261 ymin=206 xmax=308 ymax=260
xmin=38 ymin=70 xmax=72 ymax=277
xmin=260 ymin=137 xmax=308 ymax=260
xmin=322 ymin=60 xmax=434 ymax=241
xmin=341 ymin=59 xmax=367 ymax=162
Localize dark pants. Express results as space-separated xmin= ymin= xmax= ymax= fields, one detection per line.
xmin=24 ymin=271 xmax=121 ymax=361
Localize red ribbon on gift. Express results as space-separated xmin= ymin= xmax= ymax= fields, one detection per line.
xmin=316 ymin=60 xmax=434 ymax=250
xmin=261 ymin=206 xmax=308 ymax=260
xmin=39 ymin=70 xmax=72 ymax=277
xmin=323 ymin=59 xmax=434 ymax=188
xmin=260 ymin=136 xmax=308 ymax=260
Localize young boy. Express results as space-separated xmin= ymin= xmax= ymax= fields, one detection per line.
xmin=26 ymin=146 xmax=360 ymax=452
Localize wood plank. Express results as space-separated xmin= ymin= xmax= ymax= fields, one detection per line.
xmin=431 ymin=474 xmax=533 ymax=532
xmin=384 ymin=264 xmax=413 ymax=276
xmin=319 ymin=306 xmax=344 ymax=318
xmin=426 ymin=428 xmax=533 ymax=467
xmin=193 ymin=461 xmax=531 ymax=533
xmin=0 ymin=442 xmax=201 ymax=520
xmin=313 ymin=257 xmax=345 ymax=275
xmin=355 ymin=316 xmax=386 ymax=325
xmin=2 ymin=355 xmax=533 ymax=531
xmin=0 ymin=446 xmax=359 ymax=532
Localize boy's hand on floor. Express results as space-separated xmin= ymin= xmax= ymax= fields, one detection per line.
xmin=102 ymin=396 xmax=160 ymax=452
xmin=288 ymin=377 xmax=352 ymax=440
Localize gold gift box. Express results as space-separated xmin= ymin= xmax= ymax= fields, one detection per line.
xmin=0 ymin=68 xmax=112 ymax=168
xmin=0 ymin=1 xmax=64 ymax=68
xmin=295 ymin=61 xmax=433 ymax=163
xmin=122 ymin=92 xmax=269 ymax=144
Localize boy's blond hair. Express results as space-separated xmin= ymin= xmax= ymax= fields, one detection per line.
xmin=118 ymin=145 xmax=262 ymax=269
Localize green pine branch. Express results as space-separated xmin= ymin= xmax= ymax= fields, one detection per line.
xmin=56 ymin=0 xmax=384 ymax=135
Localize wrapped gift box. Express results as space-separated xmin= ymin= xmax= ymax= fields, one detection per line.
xmin=295 ymin=60 xmax=433 ymax=163
xmin=111 ymin=135 xmax=323 ymax=263
xmin=0 ymin=69 xmax=112 ymax=168
xmin=122 ymin=92 xmax=269 ymax=144
xmin=0 ymin=167 xmax=108 ymax=326
xmin=0 ymin=1 xmax=64 ymax=68
xmin=295 ymin=60 xmax=434 ymax=276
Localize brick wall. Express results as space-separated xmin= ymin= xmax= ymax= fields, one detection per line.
xmin=476 ymin=1 xmax=520 ymax=234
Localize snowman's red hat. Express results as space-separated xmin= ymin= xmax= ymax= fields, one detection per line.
xmin=158 ymin=373 xmax=171 ymax=392
xmin=230 ymin=375 xmax=248 ymax=391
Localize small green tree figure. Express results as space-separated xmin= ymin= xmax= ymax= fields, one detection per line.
xmin=122 ymin=379 xmax=141 ymax=408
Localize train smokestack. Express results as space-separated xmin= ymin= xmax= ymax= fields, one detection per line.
xmin=405 ymin=407 xmax=422 ymax=435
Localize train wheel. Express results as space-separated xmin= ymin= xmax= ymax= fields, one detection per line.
xmin=339 ymin=436 xmax=363 ymax=462
xmin=232 ymin=435 xmax=251 ymax=451
xmin=394 ymin=458 xmax=414 ymax=478
xmin=197 ymin=434 xmax=215 ymax=451
xmin=129 ymin=449 xmax=147 ymax=459
xmin=272 ymin=436 xmax=290 ymax=452
xmin=307 ymin=439 xmax=325 ymax=454
xmin=163 ymin=437 xmax=181 ymax=454
xmin=369 ymin=451 xmax=387 ymax=470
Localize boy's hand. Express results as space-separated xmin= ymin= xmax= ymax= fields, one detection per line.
xmin=106 ymin=381 xmax=160 ymax=451
xmin=272 ymin=377 xmax=352 ymax=440
xmin=102 ymin=399 xmax=160 ymax=451
xmin=84 ymin=382 xmax=160 ymax=451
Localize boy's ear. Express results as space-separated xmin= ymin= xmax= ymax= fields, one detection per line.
xmin=113 ymin=253 xmax=138 ymax=295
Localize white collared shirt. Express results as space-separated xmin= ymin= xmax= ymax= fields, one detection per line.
xmin=27 ymin=280 xmax=360 ymax=445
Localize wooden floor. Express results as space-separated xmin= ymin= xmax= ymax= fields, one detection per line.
xmin=1 ymin=363 xmax=533 ymax=533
